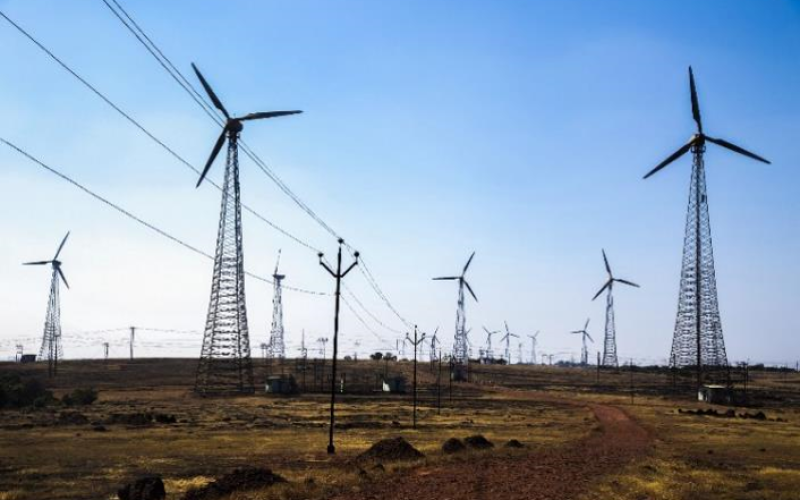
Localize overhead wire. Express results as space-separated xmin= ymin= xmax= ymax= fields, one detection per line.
xmin=0 ymin=137 xmax=326 ymax=295
xmin=0 ymin=9 xmax=321 ymax=255
xmin=96 ymin=0 xmax=414 ymax=332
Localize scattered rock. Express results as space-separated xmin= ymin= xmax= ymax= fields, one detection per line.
xmin=153 ymin=413 xmax=177 ymax=424
xmin=92 ymin=424 xmax=107 ymax=432
xmin=58 ymin=411 xmax=89 ymax=426
xmin=442 ymin=437 xmax=466 ymax=454
xmin=745 ymin=480 xmax=762 ymax=491
xmin=118 ymin=475 xmax=166 ymax=500
xmin=371 ymin=463 xmax=385 ymax=473
xmin=357 ymin=437 xmax=424 ymax=462
xmin=464 ymin=435 xmax=494 ymax=450
xmin=504 ymin=439 xmax=525 ymax=449
xmin=109 ymin=413 xmax=153 ymax=426
xmin=182 ymin=467 xmax=286 ymax=500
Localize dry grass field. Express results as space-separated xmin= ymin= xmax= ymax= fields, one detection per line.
xmin=1 ymin=358 xmax=799 ymax=499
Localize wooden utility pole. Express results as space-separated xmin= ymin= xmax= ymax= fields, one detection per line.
xmin=629 ymin=358 xmax=634 ymax=405
xmin=596 ymin=351 xmax=600 ymax=384
xmin=318 ymin=239 xmax=359 ymax=455
xmin=406 ymin=326 xmax=425 ymax=429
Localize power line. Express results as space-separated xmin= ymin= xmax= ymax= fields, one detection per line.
xmin=0 ymin=137 xmax=326 ymax=295
xmin=95 ymin=0 xmax=413 ymax=331
xmin=1 ymin=7 xmax=412 ymax=334
xmin=341 ymin=296 xmax=394 ymax=351
xmin=350 ymin=250 xmax=413 ymax=328
xmin=0 ymin=9 xmax=321 ymax=255
xmin=342 ymin=283 xmax=403 ymax=335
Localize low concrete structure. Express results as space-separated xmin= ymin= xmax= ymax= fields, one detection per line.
xmin=381 ymin=375 xmax=406 ymax=393
xmin=265 ymin=374 xmax=298 ymax=395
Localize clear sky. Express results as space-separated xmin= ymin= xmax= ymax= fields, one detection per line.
xmin=0 ymin=0 xmax=798 ymax=364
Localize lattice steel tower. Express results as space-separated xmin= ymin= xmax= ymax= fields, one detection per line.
xmin=191 ymin=63 xmax=301 ymax=394
xmin=645 ymin=67 xmax=769 ymax=380
xmin=268 ymin=250 xmax=286 ymax=359
xmin=592 ymin=249 xmax=639 ymax=367
xmin=433 ymin=252 xmax=478 ymax=369
xmin=24 ymin=232 xmax=70 ymax=377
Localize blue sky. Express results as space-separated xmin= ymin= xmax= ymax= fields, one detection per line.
xmin=0 ymin=0 xmax=798 ymax=364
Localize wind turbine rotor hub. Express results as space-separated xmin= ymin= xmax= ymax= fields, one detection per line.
xmin=227 ymin=119 xmax=243 ymax=133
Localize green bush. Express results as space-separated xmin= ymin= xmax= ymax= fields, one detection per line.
xmin=0 ymin=373 xmax=54 ymax=409
xmin=62 ymin=388 xmax=98 ymax=406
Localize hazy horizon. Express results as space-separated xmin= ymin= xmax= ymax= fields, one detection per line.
xmin=1 ymin=0 xmax=798 ymax=365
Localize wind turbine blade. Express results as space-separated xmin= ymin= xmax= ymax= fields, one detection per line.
xmin=196 ymin=129 xmax=228 ymax=188
xmin=615 ymin=278 xmax=640 ymax=288
xmin=569 ymin=330 xmax=582 ymax=334
xmin=483 ymin=326 xmax=493 ymax=335
xmin=705 ymin=136 xmax=771 ymax=164
xmin=689 ymin=66 xmax=702 ymax=134
xmin=643 ymin=139 xmax=694 ymax=179
xmin=432 ymin=276 xmax=459 ymax=281
xmin=274 ymin=249 xmax=282 ymax=276
xmin=23 ymin=261 xmax=51 ymax=266
xmin=504 ymin=320 xmax=510 ymax=334
xmin=191 ymin=63 xmax=230 ymax=119
xmin=464 ymin=280 xmax=478 ymax=302
xmin=53 ymin=232 xmax=70 ymax=260
xmin=584 ymin=318 xmax=590 ymax=330
xmin=602 ymin=248 xmax=611 ymax=275
xmin=238 ymin=110 xmax=302 ymax=121
xmin=586 ymin=332 xmax=594 ymax=343
xmin=57 ymin=267 xmax=69 ymax=289
xmin=463 ymin=251 xmax=476 ymax=274
xmin=592 ymin=280 xmax=611 ymax=301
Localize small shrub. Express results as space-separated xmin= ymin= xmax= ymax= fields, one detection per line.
xmin=63 ymin=388 xmax=98 ymax=406
xmin=0 ymin=373 xmax=54 ymax=409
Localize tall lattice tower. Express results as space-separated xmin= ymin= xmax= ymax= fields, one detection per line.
xmin=268 ymin=250 xmax=286 ymax=359
xmin=592 ymin=250 xmax=639 ymax=368
xmin=603 ymin=292 xmax=617 ymax=366
xmin=191 ymin=63 xmax=301 ymax=394
xmin=645 ymin=67 xmax=769 ymax=378
xmin=434 ymin=252 xmax=478 ymax=370
xmin=670 ymin=146 xmax=727 ymax=368
xmin=39 ymin=266 xmax=64 ymax=376
xmin=25 ymin=232 xmax=70 ymax=377
xmin=195 ymin=133 xmax=254 ymax=393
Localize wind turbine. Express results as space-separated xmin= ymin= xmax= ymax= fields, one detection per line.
xmin=644 ymin=67 xmax=769 ymax=385
xmin=429 ymin=326 xmax=440 ymax=362
xmin=268 ymin=249 xmax=286 ymax=359
xmin=592 ymin=250 xmax=639 ymax=367
xmin=526 ymin=331 xmax=540 ymax=364
xmin=482 ymin=326 xmax=500 ymax=363
xmin=500 ymin=321 xmax=519 ymax=365
xmin=464 ymin=327 xmax=474 ymax=358
xmin=24 ymin=232 xmax=70 ymax=377
xmin=570 ymin=318 xmax=593 ymax=366
xmin=433 ymin=252 xmax=477 ymax=370
xmin=192 ymin=62 xmax=301 ymax=395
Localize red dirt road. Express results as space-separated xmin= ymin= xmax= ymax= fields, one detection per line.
xmin=332 ymin=403 xmax=651 ymax=500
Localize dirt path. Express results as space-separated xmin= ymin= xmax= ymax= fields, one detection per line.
xmin=331 ymin=402 xmax=652 ymax=500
